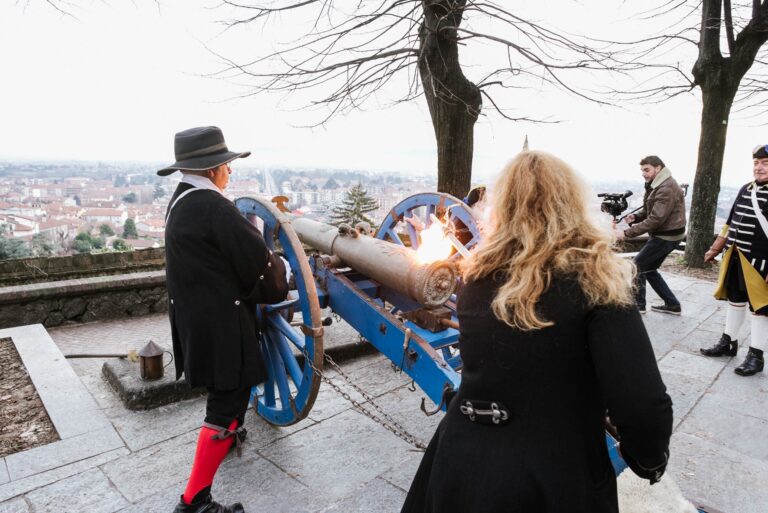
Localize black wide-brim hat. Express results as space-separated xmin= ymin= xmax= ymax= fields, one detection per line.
xmin=157 ymin=126 xmax=250 ymax=176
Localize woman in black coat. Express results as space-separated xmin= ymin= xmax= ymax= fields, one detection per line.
xmin=401 ymin=151 xmax=673 ymax=513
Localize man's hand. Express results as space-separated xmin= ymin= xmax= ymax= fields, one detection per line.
xmin=404 ymin=214 xmax=424 ymax=232
xmin=625 ymin=214 xmax=636 ymax=224
xmin=614 ymin=228 xmax=626 ymax=241
xmin=703 ymin=250 xmax=718 ymax=263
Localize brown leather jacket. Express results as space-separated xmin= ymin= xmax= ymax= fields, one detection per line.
xmin=624 ymin=168 xmax=686 ymax=240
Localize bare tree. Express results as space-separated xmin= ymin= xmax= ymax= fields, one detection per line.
xmin=607 ymin=1 xmax=768 ymax=267
xmin=212 ymin=1 xmax=622 ymax=197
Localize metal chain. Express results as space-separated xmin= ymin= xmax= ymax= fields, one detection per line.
xmin=303 ymin=349 xmax=427 ymax=450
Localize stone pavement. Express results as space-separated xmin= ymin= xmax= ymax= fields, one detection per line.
xmin=0 ymin=271 xmax=766 ymax=512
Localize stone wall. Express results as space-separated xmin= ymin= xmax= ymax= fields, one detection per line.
xmin=0 ymin=248 xmax=166 ymax=287
xmin=0 ymin=271 xmax=167 ymax=329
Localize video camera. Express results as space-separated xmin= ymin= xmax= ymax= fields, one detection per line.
xmin=597 ymin=190 xmax=633 ymax=221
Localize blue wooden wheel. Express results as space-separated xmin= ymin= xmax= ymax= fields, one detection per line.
xmin=235 ymin=196 xmax=324 ymax=426
xmin=374 ymin=192 xmax=480 ymax=262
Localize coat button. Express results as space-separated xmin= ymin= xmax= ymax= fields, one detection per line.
xmin=235 ymin=300 xmax=241 ymax=306
xmin=267 ymin=262 xmax=272 ymax=267
xmin=170 ymin=299 xmax=174 ymax=305
xmin=259 ymin=275 xmax=264 ymax=280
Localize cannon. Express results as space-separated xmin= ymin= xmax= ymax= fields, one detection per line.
xmin=235 ymin=192 xmax=630 ymax=474
xmin=234 ymin=192 xmax=474 ymax=426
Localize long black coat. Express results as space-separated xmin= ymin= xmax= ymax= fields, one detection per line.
xmin=165 ymin=183 xmax=288 ymax=391
xmin=402 ymin=275 xmax=673 ymax=513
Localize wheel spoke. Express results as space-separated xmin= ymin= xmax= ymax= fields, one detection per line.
xmin=386 ymin=228 xmax=405 ymax=246
xmin=268 ymin=313 xmax=306 ymax=350
xmin=266 ymin=337 xmax=293 ymax=410
xmin=260 ymin=336 xmax=277 ymax=407
xmin=270 ymin=325 xmax=304 ymax=388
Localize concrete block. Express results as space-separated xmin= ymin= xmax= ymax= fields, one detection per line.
xmin=0 ymin=460 xmax=7 ymax=486
xmin=669 ymin=432 xmax=768 ymax=513
xmin=0 ymin=448 xmax=127 ymax=503
xmin=102 ymin=357 xmax=205 ymax=411
xmin=25 ymin=468 xmax=128 ymax=513
xmin=4 ymin=426 xmax=124 ymax=481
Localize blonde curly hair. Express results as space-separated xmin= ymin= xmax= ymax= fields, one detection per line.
xmin=462 ymin=151 xmax=634 ymax=330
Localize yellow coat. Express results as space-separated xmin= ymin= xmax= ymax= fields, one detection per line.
xmin=714 ymin=244 xmax=768 ymax=311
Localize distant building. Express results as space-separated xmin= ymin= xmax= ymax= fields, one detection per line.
xmin=81 ymin=208 xmax=128 ymax=226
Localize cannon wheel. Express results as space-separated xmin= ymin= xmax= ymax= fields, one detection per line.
xmin=235 ymin=196 xmax=324 ymax=426
xmin=374 ymin=192 xmax=481 ymax=261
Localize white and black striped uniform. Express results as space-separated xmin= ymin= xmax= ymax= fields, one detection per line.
xmin=724 ymin=181 xmax=768 ymax=276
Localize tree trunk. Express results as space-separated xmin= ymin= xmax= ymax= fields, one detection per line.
xmin=685 ymin=84 xmax=737 ymax=267
xmin=418 ymin=0 xmax=482 ymax=199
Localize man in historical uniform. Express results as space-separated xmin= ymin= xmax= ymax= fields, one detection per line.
xmin=616 ymin=156 xmax=687 ymax=314
xmin=159 ymin=126 xmax=289 ymax=512
xmin=700 ymin=144 xmax=768 ymax=377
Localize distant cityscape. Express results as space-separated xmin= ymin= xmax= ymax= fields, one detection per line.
xmin=0 ymin=160 xmax=740 ymax=259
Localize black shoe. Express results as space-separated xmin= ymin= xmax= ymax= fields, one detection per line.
xmin=173 ymin=494 xmax=245 ymax=513
xmin=650 ymin=303 xmax=681 ymax=315
xmin=735 ymin=347 xmax=765 ymax=376
xmin=700 ymin=334 xmax=738 ymax=357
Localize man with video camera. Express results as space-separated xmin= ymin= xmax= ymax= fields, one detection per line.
xmin=615 ymin=156 xmax=686 ymax=314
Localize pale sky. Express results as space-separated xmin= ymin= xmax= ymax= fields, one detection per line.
xmin=0 ymin=1 xmax=764 ymax=187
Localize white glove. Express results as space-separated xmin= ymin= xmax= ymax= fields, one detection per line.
xmin=280 ymin=256 xmax=292 ymax=284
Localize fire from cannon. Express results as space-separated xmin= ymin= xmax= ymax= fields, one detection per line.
xmin=289 ymin=216 xmax=457 ymax=308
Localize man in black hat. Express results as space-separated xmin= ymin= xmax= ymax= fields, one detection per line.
xmin=700 ymin=144 xmax=768 ymax=377
xmin=159 ymin=126 xmax=289 ymax=513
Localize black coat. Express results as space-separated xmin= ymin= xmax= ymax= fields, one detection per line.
xmin=402 ymin=275 xmax=673 ymax=513
xmin=165 ymin=183 xmax=288 ymax=391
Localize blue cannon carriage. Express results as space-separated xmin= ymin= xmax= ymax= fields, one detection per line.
xmin=236 ymin=192 xmax=627 ymax=473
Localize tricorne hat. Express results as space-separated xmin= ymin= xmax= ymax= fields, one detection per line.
xmin=157 ymin=126 xmax=250 ymax=176
xmin=753 ymin=144 xmax=768 ymax=160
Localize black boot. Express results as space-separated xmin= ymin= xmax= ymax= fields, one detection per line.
xmin=735 ymin=347 xmax=765 ymax=376
xmin=700 ymin=333 xmax=738 ymax=357
xmin=173 ymin=493 xmax=245 ymax=513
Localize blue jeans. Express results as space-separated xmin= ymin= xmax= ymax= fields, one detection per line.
xmin=634 ymin=237 xmax=681 ymax=308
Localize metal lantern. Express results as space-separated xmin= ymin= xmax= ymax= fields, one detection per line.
xmin=138 ymin=340 xmax=172 ymax=380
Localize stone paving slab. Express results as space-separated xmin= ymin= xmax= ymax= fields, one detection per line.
xmin=0 ymin=498 xmax=28 ymax=513
xmin=101 ymin=431 xmax=198 ymax=503
xmin=257 ymin=409 xmax=413 ymax=498
xmin=0 ymin=272 xmax=765 ymax=512
xmin=669 ymin=432 xmax=768 ymax=513
xmin=25 ymin=467 xmax=129 ymax=513
xmin=321 ymin=477 xmax=407 ymax=513
xmin=676 ymin=395 xmax=768 ymax=462
xmin=0 ymin=448 xmax=128 ymax=503
xmin=0 ymin=461 xmax=7 ymax=487
xmin=4 ymin=425 xmax=124 ymax=481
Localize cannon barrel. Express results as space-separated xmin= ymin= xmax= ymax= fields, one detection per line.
xmin=289 ymin=216 xmax=456 ymax=307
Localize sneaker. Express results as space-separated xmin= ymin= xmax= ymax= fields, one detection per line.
xmin=651 ymin=303 xmax=681 ymax=315
xmin=637 ymin=305 xmax=647 ymax=314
